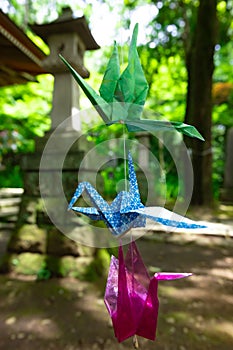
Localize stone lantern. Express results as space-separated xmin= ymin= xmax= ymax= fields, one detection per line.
xmin=3 ymin=8 xmax=100 ymax=277
xmin=30 ymin=7 xmax=99 ymax=131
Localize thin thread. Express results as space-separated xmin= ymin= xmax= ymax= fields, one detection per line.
xmin=130 ymin=233 xmax=134 ymax=291
xmin=123 ymin=124 xmax=128 ymax=192
xmin=119 ymin=27 xmax=127 ymax=191
xmin=133 ymin=334 xmax=139 ymax=349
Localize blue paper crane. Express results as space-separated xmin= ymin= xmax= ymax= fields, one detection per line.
xmin=68 ymin=152 xmax=206 ymax=236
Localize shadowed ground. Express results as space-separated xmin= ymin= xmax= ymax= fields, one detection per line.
xmin=0 ymin=234 xmax=232 ymax=350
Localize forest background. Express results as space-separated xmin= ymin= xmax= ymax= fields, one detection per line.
xmin=1 ymin=0 xmax=233 ymax=207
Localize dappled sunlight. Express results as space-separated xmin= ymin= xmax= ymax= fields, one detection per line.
xmin=159 ymin=282 xmax=211 ymax=302
xmin=210 ymin=321 xmax=233 ymax=339
xmin=209 ymin=266 xmax=233 ymax=281
xmin=0 ymin=235 xmax=232 ymax=350
xmin=155 ymin=264 xmax=233 ymax=349
xmin=0 ymin=276 xmax=112 ymax=349
xmin=3 ymin=315 xmax=61 ymax=340
xmin=159 ymin=272 xmax=233 ymax=302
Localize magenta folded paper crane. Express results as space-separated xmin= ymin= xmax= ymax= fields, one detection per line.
xmin=104 ymin=241 xmax=191 ymax=342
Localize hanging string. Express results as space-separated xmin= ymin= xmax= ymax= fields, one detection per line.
xmin=118 ymin=24 xmax=128 ymax=193
xmin=119 ymin=20 xmax=140 ymax=350
xmin=133 ymin=335 xmax=139 ymax=349
xmin=123 ymin=124 xmax=128 ymax=192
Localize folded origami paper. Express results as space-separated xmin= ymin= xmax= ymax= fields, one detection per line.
xmin=105 ymin=240 xmax=191 ymax=342
xmin=60 ymin=24 xmax=204 ymax=140
xmin=64 ymin=23 xmax=204 ymax=346
xmin=68 ymin=152 xmax=206 ymax=236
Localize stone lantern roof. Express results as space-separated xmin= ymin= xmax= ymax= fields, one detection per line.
xmin=30 ymin=7 xmax=100 ymax=51
xmin=30 ymin=7 xmax=100 ymax=77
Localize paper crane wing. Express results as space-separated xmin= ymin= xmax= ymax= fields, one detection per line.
xmin=155 ymin=272 xmax=192 ymax=280
xmin=114 ymin=24 xmax=149 ymax=116
xmin=126 ymin=119 xmax=205 ymax=140
xmin=59 ymin=54 xmax=113 ymax=124
xmin=68 ymin=181 xmax=109 ymax=211
xmin=130 ymin=206 xmax=206 ymax=229
xmin=99 ymin=42 xmax=120 ymax=103
xmin=71 ymin=206 xmax=102 ymax=221
xmin=99 ymin=24 xmax=149 ymax=122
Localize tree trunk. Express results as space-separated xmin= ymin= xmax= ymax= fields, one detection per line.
xmin=185 ymin=0 xmax=217 ymax=206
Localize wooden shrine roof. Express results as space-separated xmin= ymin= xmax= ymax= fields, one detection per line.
xmin=0 ymin=9 xmax=47 ymax=86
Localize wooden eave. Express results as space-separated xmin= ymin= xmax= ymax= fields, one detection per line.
xmin=0 ymin=10 xmax=47 ymax=86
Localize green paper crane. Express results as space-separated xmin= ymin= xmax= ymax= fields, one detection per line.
xmin=59 ymin=24 xmax=204 ymax=141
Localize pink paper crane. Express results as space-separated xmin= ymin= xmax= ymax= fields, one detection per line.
xmin=104 ymin=241 xmax=191 ymax=342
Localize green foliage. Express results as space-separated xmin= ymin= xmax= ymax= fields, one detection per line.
xmin=37 ymin=262 xmax=52 ymax=280
xmin=212 ymin=125 xmax=226 ymax=199
xmin=144 ymin=54 xmax=187 ymax=121
xmin=2 ymin=0 xmax=233 ymax=200
xmin=83 ymin=249 xmax=110 ymax=282
xmin=213 ymin=102 xmax=233 ymax=128
xmin=150 ymin=132 xmax=181 ymax=200
xmin=0 ymin=165 xmax=23 ymax=188
xmin=86 ymin=123 xmax=134 ymax=198
xmin=26 ymin=30 xmax=50 ymax=55
xmin=86 ymin=123 xmax=182 ymax=201
xmin=0 ymin=75 xmax=53 ymax=186
xmin=215 ymin=41 xmax=233 ymax=83
xmin=4 ymin=0 xmax=95 ymax=29
xmin=10 ymin=253 xmax=45 ymax=275
xmin=0 ymin=75 xmax=52 ymax=138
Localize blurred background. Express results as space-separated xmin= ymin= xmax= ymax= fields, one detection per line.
xmin=0 ymin=2 xmax=233 ymax=349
